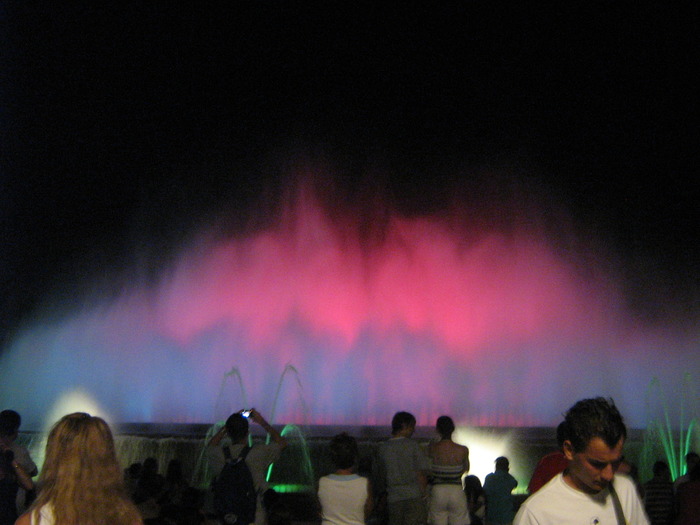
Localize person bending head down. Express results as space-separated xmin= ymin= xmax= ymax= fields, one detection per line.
xmin=330 ymin=432 xmax=359 ymax=470
xmin=562 ymin=397 xmax=627 ymax=495
xmin=514 ymin=398 xmax=648 ymax=525
xmin=435 ymin=415 xmax=455 ymax=440
xmin=391 ymin=411 xmax=417 ymax=437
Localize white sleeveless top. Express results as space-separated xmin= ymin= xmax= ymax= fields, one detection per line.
xmin=30 ymin=505 xmax=54 ymax=525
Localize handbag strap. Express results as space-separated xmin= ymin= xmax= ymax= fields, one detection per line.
xmin=609 ymin=481 xmax=626 ymax=525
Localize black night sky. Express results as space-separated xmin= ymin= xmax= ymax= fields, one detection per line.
xmin=2 ymin=3 xmax=699 ymax=348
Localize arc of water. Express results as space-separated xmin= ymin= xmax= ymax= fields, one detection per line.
xmin=195 ymin=367 xmax=253 ymax=487
xmin=265 ymin=424 xmax=315 ymax=491
xmin=268 ymin=363 xmax=309 ymax=429
xmin=213 ymin=366 xmax=249 ymax=422
xmin=265 ymin=364 xmax=310 ymax=483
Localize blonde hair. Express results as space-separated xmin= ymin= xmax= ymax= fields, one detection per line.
xmin=31 ymin=412 xmax=142 ymax=524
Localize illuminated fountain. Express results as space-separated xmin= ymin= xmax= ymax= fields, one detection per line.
xmin=193 ymin=363 xmax=316 ymax=492
xmin=214 ymin=366 xmax=249 ymax=423
xmin=1 ymin=179 xmax=698 ymax=454
xmin=639 ymin=374 xmax=698 ymax=481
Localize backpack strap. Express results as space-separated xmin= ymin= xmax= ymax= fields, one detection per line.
xmin=238 ymin=445 xmax=251 ymax=461
xmin=609 ymin=482 xmax=626 ymax=525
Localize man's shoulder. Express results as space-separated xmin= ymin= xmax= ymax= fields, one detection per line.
xmin=612 ymin=473 xmax=639 ymax=493
xmin=522 ymin=473 xmax=564 ymax=502
xmin=515 ymin=475 xmax=567 ymax=524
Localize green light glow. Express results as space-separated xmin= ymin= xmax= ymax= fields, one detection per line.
xmin=265 ymin=424 xmax=315 ymax=489
xmin=641 ymin=374 xmax=698 ymax=481
xmin=268 ymin=484 xmax=314 ymax=493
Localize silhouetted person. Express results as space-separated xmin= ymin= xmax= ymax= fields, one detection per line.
xmin=514 ymin=397 xmax=649 ymax=525
xmin=0 ymin=410 xmax=35 ymax=525
xmin=673 ymin=451 xmax=699 ymax=492
xmin=207 ymin=408 xmax=287 ymax=525
xmin=643 ymin=460 xmax=674 ymax=525
xmin=159 ymin=459 xmax=189 ymax=511
xmin=427 ymin=415 xmax=470 ymax=525
xmin=674 ymin=463 xmax=700 ymax=525
xmin=527 ymin=422 xmax=568 ymax=494
xmin=483 ymin=457 xmax=517 ymax=525
xmin=125 ymin=462 xmax=143 ymax=501
xmin=376 ymin=411 xmax=430 ymax=525
xmin=318 ymin=432 xmax=372 ymax=525
xmin=131 ymin=456 xmax=164 ymax=521
xmin=463 ymin=475 xmax=485 ymax=525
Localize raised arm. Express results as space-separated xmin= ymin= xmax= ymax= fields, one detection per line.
xmin=250 ymin=409 xmax=288 ymax=449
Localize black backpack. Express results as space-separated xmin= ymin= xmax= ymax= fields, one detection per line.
xmin=212 ymin=445 xmax=257 ymax=524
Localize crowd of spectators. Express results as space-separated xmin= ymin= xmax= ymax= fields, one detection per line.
xmin=1 ymin=404 xmax=698 ymax=525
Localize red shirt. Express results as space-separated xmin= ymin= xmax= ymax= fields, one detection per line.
xmin=527 ymin=451 xmax=568 ymax=494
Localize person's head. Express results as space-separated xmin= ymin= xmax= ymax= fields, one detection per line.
xmin=35 ymin=412 xmax=141 ymax=524
xmin=42 ymin=413 xmax=118 ymax=477
xmin=126 ymin=462 xmax=142 ymax=479
xmin=562 ymin=397 xmax=627 ymax=494
xmin=564 ymin=398 xmax=626 ymax=454
xmin=685 ymin=451 xmax=699 ymax=473
xmin=329 ymin=432 xmax=358 ymax=470
xmin=143 ymin=456 xmax=158 ymax=475
xmin=652 ymin=460 xmax=670 ymax=480
xmin=165 ymin=459 xmax=183 ymax=482
xmin=391 ymin=411 xmax=416 ymax=436
xmin=495 ymin=456 xmax=509 ymax=472
xmin=225 ymin=412 xmax=250 ymax=443
xmin=0 ymin=409 xmax=21 ymax=439
xmin=463 ymin=474 xmax=483 ymax=492
xmin=436 ymin=415 xmax=455 ymax=439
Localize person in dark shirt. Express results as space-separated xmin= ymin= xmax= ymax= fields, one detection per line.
xmin=643 ymin=461 xmax=674 ymax=525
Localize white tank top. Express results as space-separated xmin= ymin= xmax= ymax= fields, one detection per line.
xmin=30 ymin=505 xmax=54 ymax=525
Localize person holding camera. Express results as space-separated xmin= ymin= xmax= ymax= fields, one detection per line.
xmin=207 ymin=408 xmax=288 ymax=525
xmin=0 ymin=410 xmax=36 ymax=525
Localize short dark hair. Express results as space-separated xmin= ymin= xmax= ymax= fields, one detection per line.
xmin=495 ymin=456 xmax=509 ymax=471
xmin=329 ymin=433 xmax=358 ymax=470
xmin=436 ymin=416 xmax=455 ymax=439
xmin=564 ymin=397 xmax=626 ymax=453
xmin=391 ymin=412 xmax=416 ymax=434
xmin=0 ymin=410 xmax=21 ymax=436
xmin=653 ymin=461 xmax=669 ymax=477
xmin=225 ymin=413 xmax=249 ymax=442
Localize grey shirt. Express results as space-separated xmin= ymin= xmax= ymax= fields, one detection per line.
xmin=378 ymin=437 xmax=430 ymax=503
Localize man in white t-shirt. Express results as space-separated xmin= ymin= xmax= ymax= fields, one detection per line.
xmin=514 ymin=397 xmax=649 ymax=525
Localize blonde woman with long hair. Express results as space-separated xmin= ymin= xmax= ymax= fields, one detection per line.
xmin=16 ymin=412 xmax=142 ymax=525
